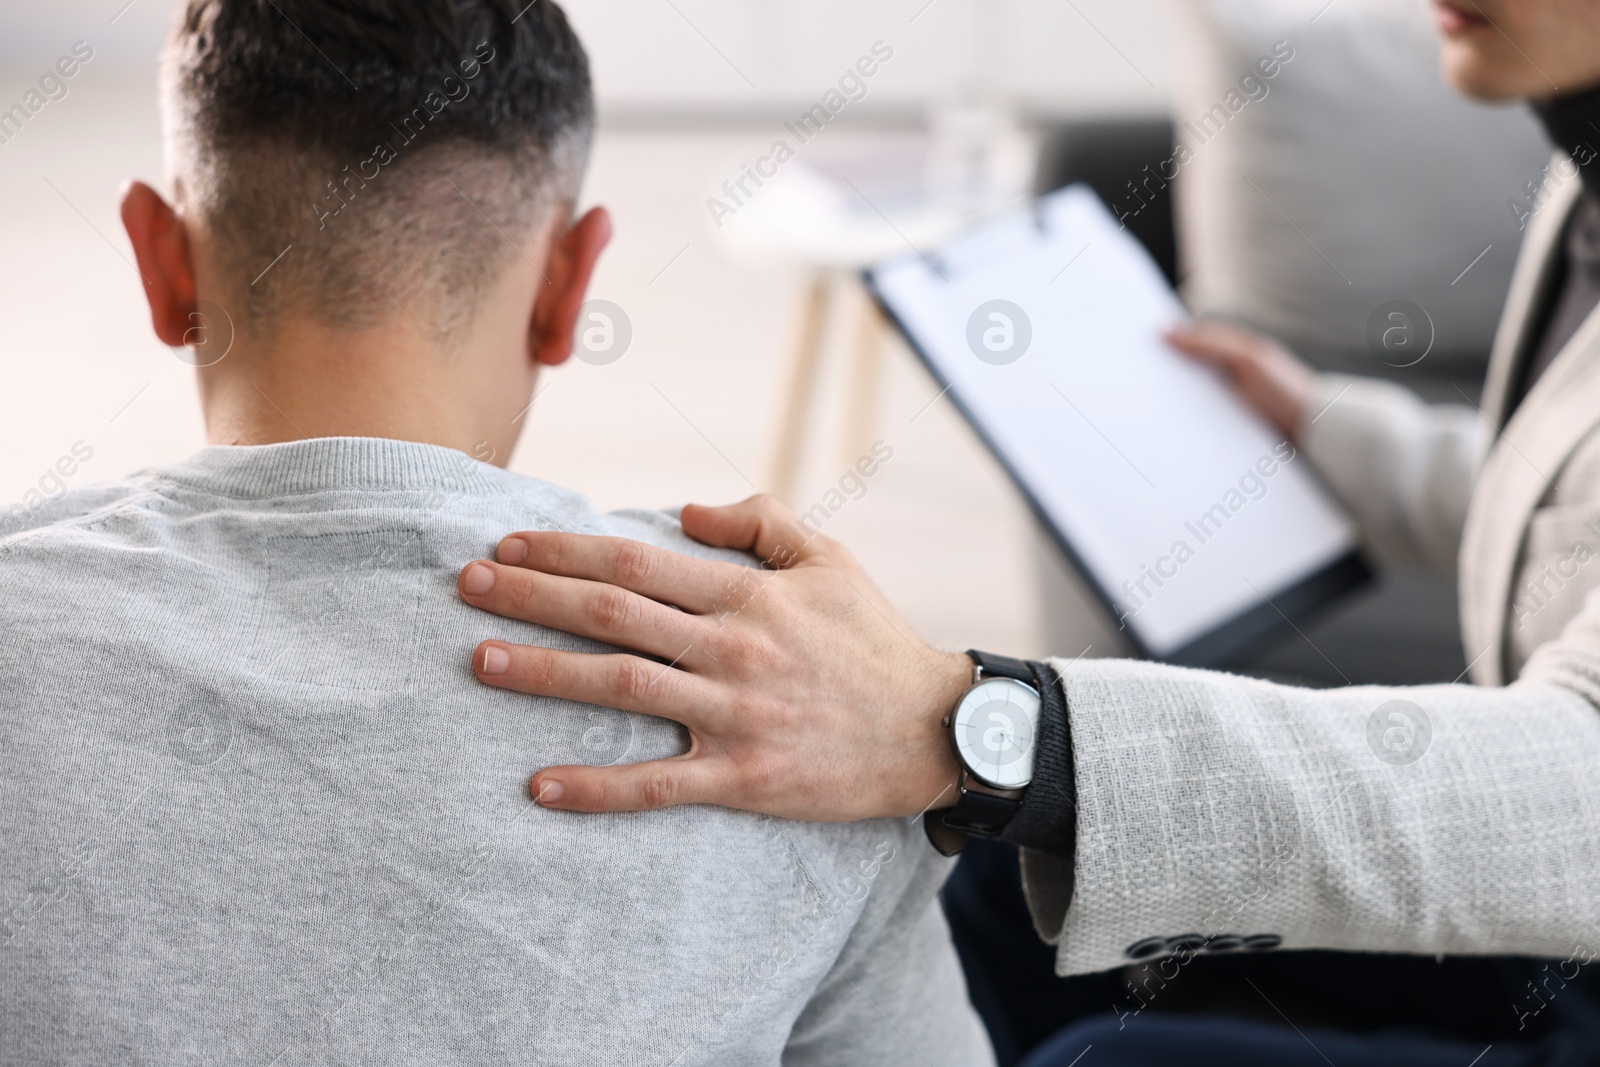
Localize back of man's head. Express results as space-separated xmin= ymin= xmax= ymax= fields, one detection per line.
xmin=161 ymin=0 xmax=593 ymax=341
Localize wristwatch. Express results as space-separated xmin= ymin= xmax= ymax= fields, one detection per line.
xmin=925 ymin=650 xmax=1043 ymax=856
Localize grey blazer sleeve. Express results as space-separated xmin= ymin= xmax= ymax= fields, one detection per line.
xmin=1020 ymin=647 xmax=1600 ymax=977
xmin=1298 ymin=373 xmax=1487 ymax=575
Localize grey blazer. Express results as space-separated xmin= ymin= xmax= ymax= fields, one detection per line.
xmin=1028 ymin=158 xmax=1600 ymax=981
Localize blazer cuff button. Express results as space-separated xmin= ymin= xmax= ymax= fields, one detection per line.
xmin=1165 ymin=933 xmax=1206 ymax=954
xmin=1126 ymin=936 xmax=1168 ymax=960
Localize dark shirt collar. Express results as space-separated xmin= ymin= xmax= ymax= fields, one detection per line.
xmin=1534 ymin=83 xmax=1600 ymax=200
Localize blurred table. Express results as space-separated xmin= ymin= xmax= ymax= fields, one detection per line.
xmin=709 ymin=122 xmax=1033 ymax=502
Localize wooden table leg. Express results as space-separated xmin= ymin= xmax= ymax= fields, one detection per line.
xmin=842 ymin=289 xmax=886 ymax=469
xmin=769 ymin=271 xmax=831 ymax=505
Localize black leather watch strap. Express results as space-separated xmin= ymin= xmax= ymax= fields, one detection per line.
xmin=966 ymin=649 xmax=1034 ymax=683
xmin=927 ymin=787 xmax=1022 ymax=857
xmin=941 ymin=789 xmax=1020 ymax=835
xmin=928 ymin=790 xmax=1019 ymax=856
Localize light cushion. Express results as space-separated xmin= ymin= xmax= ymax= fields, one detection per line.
xmin=1171 ymin=0 xmax=1552 ymax=372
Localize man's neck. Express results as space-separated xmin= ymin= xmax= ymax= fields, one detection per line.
xmin=198 ymin=318 xmax=531 ymax=466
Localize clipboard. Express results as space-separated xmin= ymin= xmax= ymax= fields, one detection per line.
xmin=864 ymin=184 xmax=1370 ymax=666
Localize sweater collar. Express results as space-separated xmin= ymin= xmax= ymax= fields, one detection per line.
xmin=1534 ymin=82 xmax=1600 ymax=200
xmin=146 ymin=437 xmax=519 ymax=499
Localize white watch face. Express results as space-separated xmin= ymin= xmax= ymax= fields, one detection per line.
xmin=952 ymin=677 xmax=1040 ymax=789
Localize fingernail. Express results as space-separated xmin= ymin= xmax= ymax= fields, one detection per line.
xmin=480 ymin=644 xmax=510 ymax=675
xmin=461 ymin=562 xmax=495 ymax=596
xmin=497 ymin=537 xmax=528 ymax=565
xmin=533 ymin=778 xmax=564 ymax=805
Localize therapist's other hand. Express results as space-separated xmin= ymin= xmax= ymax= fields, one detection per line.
xmin=457 ymin=495 xmax=969 ymax=822
xmin=1165 ymin=319 xmax=1314 ymax=441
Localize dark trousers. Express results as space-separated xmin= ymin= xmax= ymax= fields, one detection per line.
xmin=1020 ymin=1010 xmax=1600 ymax=1067
xmin=941 ymin=839 xmax=1600 ymax=1067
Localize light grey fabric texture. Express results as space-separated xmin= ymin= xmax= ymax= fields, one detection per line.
xmin=1299 ymin=373 xmax=1486 ymax=575
xmin=0 ymin=437 xmax=990 ymax=1067
xmin=1023 ymin=162 xmax=1600 ymax=978
xmin=1029 ymin=656 xmax=1600 ymax=976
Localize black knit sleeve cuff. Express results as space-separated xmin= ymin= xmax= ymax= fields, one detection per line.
xmin=1000 ymin=660 xmax=1077 ymax=861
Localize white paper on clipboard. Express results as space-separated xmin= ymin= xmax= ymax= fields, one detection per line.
xmin=867 ymin=185 xmax=1363 ymax=661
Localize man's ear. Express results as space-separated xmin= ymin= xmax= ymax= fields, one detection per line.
xmin=530 ymin=205 xmax=612 ymax=367
xmin=120 ymin=181 xmax=198 ymax=348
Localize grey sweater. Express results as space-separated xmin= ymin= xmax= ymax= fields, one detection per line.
xmin=0 ymin=437 xmax=990 ymax=1067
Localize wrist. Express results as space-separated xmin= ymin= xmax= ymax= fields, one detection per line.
xmin=1277 ymin=361 xmax=1316 ymax=443
xmin=896 ymin=649 xmax=968 ymax=817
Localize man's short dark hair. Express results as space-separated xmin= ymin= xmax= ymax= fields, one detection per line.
xmin=162 ymin=0 xmax=593 ymax=338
